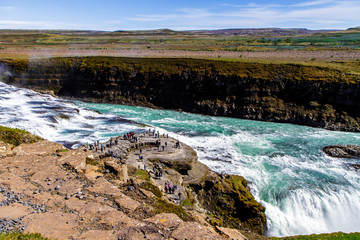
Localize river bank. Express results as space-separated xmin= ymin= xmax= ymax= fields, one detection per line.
xmin=1 ymin=57 xmax=360 ymax=132
xmin=0 ymin=125 xmax=266 ymax=239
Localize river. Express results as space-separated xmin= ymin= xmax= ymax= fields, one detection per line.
xmin=1 ymin=81 xmax=360 ymax=237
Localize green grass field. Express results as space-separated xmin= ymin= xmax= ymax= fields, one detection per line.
xmin=0 ymin=28 xmax=359 ymax=74
xmin=0 ymin=28 xmax=359 ymax=51
xmin=273 ymin=232 xmax=360 ymax=240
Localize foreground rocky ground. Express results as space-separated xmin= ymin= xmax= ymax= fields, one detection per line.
xmin=0 ymin=129 xmax=266 ymax=240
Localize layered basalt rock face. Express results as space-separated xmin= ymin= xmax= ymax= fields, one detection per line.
xmin=1 ymin=57 xmax=360 ymax=131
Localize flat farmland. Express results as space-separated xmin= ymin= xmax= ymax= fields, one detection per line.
xmin=0 ymin=28 xmax=359 ymax=73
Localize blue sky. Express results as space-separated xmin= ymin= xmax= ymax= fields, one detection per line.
xmin=0 ymin=0 xmax=359 ymax=30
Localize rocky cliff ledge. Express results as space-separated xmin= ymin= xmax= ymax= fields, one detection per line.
xmin=323 ymin=145 xmax=360 ymax=159
xmin=1 ymin=57 xmax=360 ymax=132
xmin=0 ymin=126 xmax=266 ymax=239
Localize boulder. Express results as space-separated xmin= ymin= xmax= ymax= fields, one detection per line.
xmin=323 ymin=145 xmax=360 ymax=158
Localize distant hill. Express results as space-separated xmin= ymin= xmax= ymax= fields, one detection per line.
xmin=0 ymin=27 xmax=356 ymax=37
xmin=188 ymin=28 xmax=338 ymax=36
xmin=347 ymin=26 xmax=360 ymax=31
xmin=0 ymin=29 xmax=107 ymax=36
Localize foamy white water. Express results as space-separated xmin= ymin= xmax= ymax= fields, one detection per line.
xmin=1 ymin=81 xmax=360 ymax=237
xmin=0 ymin=81 xmax=142 ymax=148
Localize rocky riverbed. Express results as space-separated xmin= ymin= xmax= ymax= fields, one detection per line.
xmin=323 ymin=145 xmax=360 ymax=159
xmin=0 ymin=129 xmax=266 ymax=240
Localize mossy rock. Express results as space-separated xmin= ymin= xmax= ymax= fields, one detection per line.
xmin=153 ymin=198 xmax=194 ymax=222
xmin=85 ymin=157 xmax=98 ymax=166
xmin=136 ymin=169 xmax=150 ymax=181
xmin=56 ymin=148 xmax=69 ymax=153
xmin=0 ymin=126 xmax=41 ymax=147
xmin=139 ymin=181 xmax=162 ymax=198
xmin=191 ymin=174 xmax=266 ymax=235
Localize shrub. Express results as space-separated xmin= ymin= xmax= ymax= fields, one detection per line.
xmin=0 ymin=126 xmax=41 ymax=146
xmin=139 ymin=181 xmax=162 ymax=198
xmin=0 ymin=231 xmax=49 ymax=240
xmin=136 ymin=169 xmax=150 ymax=181
xmin=153 ymin=198 xmax=194 ymax=222
xmin=85 ymin=157 xmax=97 ymax=166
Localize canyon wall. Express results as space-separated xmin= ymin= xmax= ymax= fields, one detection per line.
xmin=2 ymin=57 xmax=360 ymax=131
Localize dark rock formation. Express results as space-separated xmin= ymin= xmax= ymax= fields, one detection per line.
xmin=323 ymin=145 xmax=360 ymax=158
xmin=1 ymin=57 xmax=360 ymax=131
xmin=149 ymin=143 xmax=267 ymax=235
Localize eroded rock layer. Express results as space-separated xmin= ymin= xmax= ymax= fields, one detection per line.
xmin=1 ymin=57 xmax=360 ymax=131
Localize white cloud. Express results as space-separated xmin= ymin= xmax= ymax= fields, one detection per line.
xmin=293 ymin=0 xmax=335 ymax=7
xmin=128 ymin=8 xmax=212 ymax=22
xmin=127 ymin=0 xmax=360 ymax=30
xmin=0 ymin=1 xmax=358 ymax=31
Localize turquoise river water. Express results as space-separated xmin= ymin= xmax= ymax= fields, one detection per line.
xmin=0 ymin=81 xmax=360 ymax=237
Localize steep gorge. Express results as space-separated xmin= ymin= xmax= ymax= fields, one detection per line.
xmin=1 ymin=57 xmax=360 ymax=131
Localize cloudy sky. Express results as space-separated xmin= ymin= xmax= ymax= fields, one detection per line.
xmin=0 ymin=0 xmax=359 ymax=30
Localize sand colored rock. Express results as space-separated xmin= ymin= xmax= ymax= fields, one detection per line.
xmin=104 ymin=160 xmax=129 ymax=183
xmin=87 ymin=176 xmax=123 ymax=197
xmin=115 ymin=195 xmax=141 ymax=212
xmin=23 ymin=211 xmax=79 ymax=240
xmin=0 ymin=203 xmax=33 ymax=219
xmin=77 ymin=230 xmax=117 ymax=240
xmin=216 ymin=226 xmax=248 ymax=240
xmin=145 ymin=213 xmax=183 ymax=229
xmin=171 ymin=222 xmax=227 ymax=240
xmin=0 ymin=141 xmax=14 ymax=158
xmin=0 ymin=133 xmax=265 ymax=239
xmin=84 ymin=165 xmax=102 ymax=180
xmin=12 ymin=140 xmax=61 ymax=156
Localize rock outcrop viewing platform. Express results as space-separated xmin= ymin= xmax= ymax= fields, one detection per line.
xmin=0 ymin=127 xmax=266 ymax=239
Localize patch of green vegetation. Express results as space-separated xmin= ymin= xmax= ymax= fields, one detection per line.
xmin=3 ymin=56 xmax=360 ymax=87
xmin=139 ymin=181 xmax=162 ymax=198
xmin=153 ymin=198 xmax=194 ymax=222
xmin=136 ymin=169 xmax=150 ymax=181
xmin=180 ymin=198 xmax=193 ymax=208
xmin=117 ymin=96 xmax=127 ymax=102
xmin=5 ymin=59 xmax=29 ymax=72
xmin=137 ymin=124 xmax=150 ymax=128
xmin=0 ymin=231 xmax=49 ymax=240
xmin=272 ymin=232 xmax=360 ymax=240
xmin=0 ymin=126 xmax=41 ymax=147
xmin=196 ymin=174 xmax=266 ymax=234
xmin=55 ymin=148 xmax=69 ymax=152
xmin=85 ymin=157 xmax=97 ymax=166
